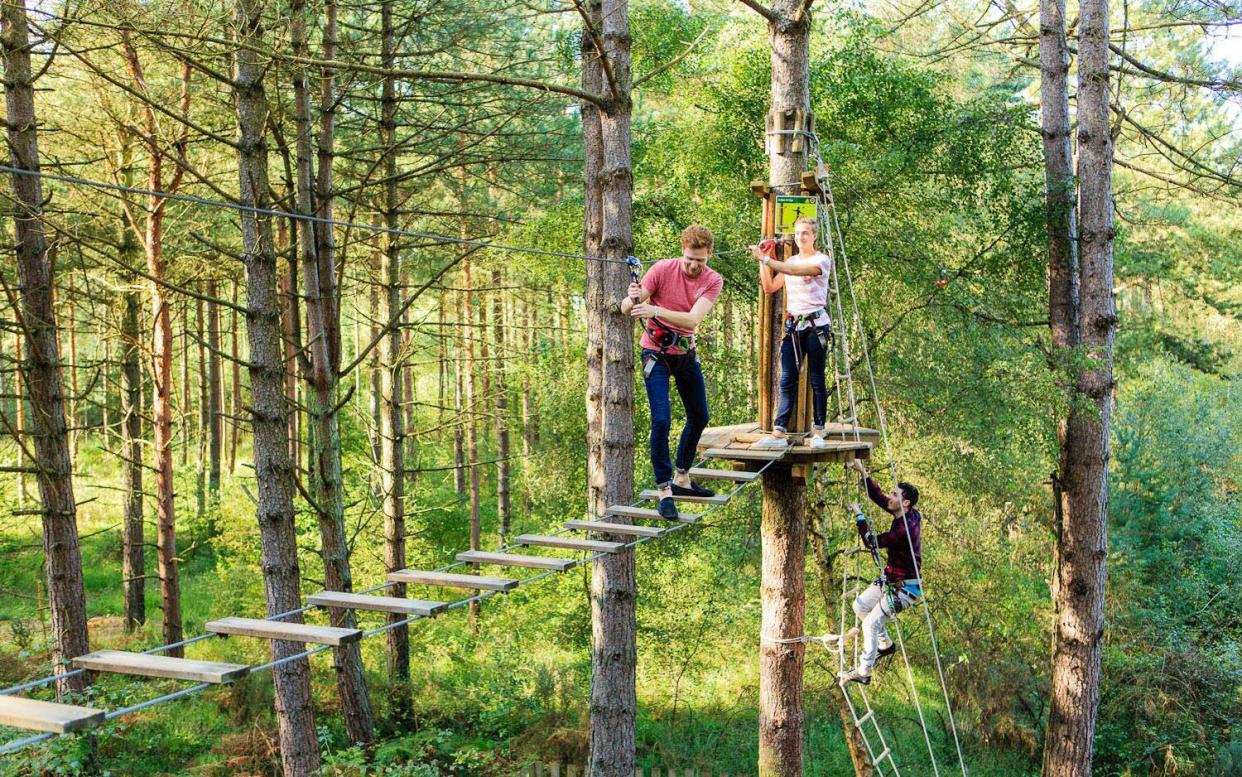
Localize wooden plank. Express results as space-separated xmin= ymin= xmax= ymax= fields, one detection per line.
xmin=564 ymin=520 xmax=666 ymax=538
xmin=308 ymin=591 xmax=447 ymax=617
xmin=704 ymin=447 xmax=785 ymax=461
xmin=0 ymin=695 xmax=105 ymax=734
xmin=73 ymin=649 xmax=249 ymax=685
xmin=687 ymin=467 xmax=759 ymax=482
xmin=386 ymin=569 xmax=518 ymax=592
xmin=456 ymin=550 xmax=574 ymax=572
xmin=206 ymin=616 xmax=361 ymax=646
xmin=606 ymin=505 xmax=701 ymax=524
xmin=516 ymin=534 xmax=625 ymax=554
xmin=638 ymin=489 xmax=729 ymax=505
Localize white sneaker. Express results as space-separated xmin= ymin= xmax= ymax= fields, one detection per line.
xmin=808 ymin=434 xmax=828 ymax=450
xmin=839 ymin=666 xmax=872 ymax=685
xmin=752 ymin=435 xmax=789 ymax=450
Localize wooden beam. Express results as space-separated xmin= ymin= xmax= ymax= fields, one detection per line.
xmin=307 ymin=591 xmax=448 ymax=617
xmin=687 ymin=467 xmax=760 ymax=482
xmin=703 ymin=447 xmax=785 ymax=461
xmin=72 ymin=650 xmax=249 ymax=685
xmin=386 ymin=569 xmax=518 ymax=592
xmin=516 ymin=534 xmax=626 ymax=554
xmin=0 ymin=695 xmax=105 ymax=734
xmin=205 ymin=616 xmax=362 ymax=646
xmin=455 ymin=550 xmax=574 ymax=572
xmin=605 ymin=505 xmax=701 ymax=523
xmin=563 ymin=520 xmax=666 ymax=538
xmin=638 ymin=489 xmax=730 ymax=505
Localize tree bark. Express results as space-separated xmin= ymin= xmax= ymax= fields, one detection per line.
xmin=230 ymin=281 xmax=242 ymax=473
xmin=379 ymin=0 xmax=411 ymax=723
xmin=117 ymin=133 xmax=146 ymax=634
xmin=493 ymin=266 xmax=511 ymax=545
xmin=1044 ymin=0 xmax=1115 ymax=772
xmin=291 ymin=0 xmax=374 ymax=746
xmin=196 ymin=295 xmax=208 ymax=520
xmin=121 ymin=33 xmax=186 ymax=655
xmin=233 ymin=3 xmax=322 ymax=771
xmin=758 ymin=467 xmax=806 ymax=776
xmin=1040 ymin=0 xmax=1079 ymax=355
xmin=584 ymin=1 xmax=638 ymax=773
xmin=1 ymin=2 xmax=91 ymax=696
xmin=207 ymin=280 xmax=222 ymax=503
xmin=755 ymin=3 xmax=813 ymax=774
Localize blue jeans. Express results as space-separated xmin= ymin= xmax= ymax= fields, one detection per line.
xmin=642 ymin=349 xmax=710 ymax=488
xmin=773 ymin=326 xmax=830 ymax=431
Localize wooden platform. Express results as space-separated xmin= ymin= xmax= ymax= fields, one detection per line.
xmin=697 ymin=422 xmax=876 ymax=465
xmin=563 ymin=520 xmax=667 ymax=538
xmin=456 ymin=550 xmax=574 ymax=572
xmin=638 ymin=489 xmax=730 ymax=505
xmin=0 ymin=695 xmax=106 ymax=734
xmin=386 ymin=569 xmax=519 ymax=592
xmin=308 ymin=591 xmax=448 ymax=617
xmin=206 ymin=616 xmax=362 ymax=646
xmin=515 ymin=534 xmax=626 ymax=554
xmin=687 ymin=467 xmax=759 ymax=482
xmin=73 ymin=650 xmax=249 ymax=685
xmin=606 ymin=504 xmax=700 ymax=524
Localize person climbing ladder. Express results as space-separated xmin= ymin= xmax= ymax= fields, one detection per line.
xmin=621 ymin=225 xmax=724 ymax=520
xmin=836 ymin=457 xmax=924 ymax=684
xmin=749 ymin=216 xmax=834 ymax=450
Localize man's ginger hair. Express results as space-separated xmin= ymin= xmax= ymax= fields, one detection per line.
xmin=680 ymin=224 xmax=714 ymax=252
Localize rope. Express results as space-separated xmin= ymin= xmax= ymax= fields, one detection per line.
xmin=0 ymin=454 xmax=774 ymax=756
xmin=811 ymin=137 xmax=969 ymax=776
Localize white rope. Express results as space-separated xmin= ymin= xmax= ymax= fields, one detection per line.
xmin=814 ymin=138 xmax=970 ymax=776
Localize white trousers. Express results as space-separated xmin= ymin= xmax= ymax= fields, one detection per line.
xmin=852 ymin=580 xmax=919 ymax=673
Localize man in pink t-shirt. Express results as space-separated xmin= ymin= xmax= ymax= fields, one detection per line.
xmin=620 ymin=225 xmax=724 ymax=520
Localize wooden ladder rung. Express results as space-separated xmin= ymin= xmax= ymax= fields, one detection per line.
xmin=206 ymin=616 xmax=362 ymax=646
xmin=73 ymin=650 xmax=250 ymax=685
xmin=564 ymin=520 xmax=666 ymax=538
xmin=855 ymin=709 xmax=874 ymax=727
xmin=638 ymin=489 xmax=730 ymax=505
xmin=687 ymin=467 xmax=759 ymax=482
xmin=0 ymin=695 xmax=106 ymax=734
xmin=456 ymin=550 xmax=574 ymax=572
xmin=516 ymin=534 xmax=626 ymax=554
xmin=704 ymin=447 xmax=785 ymax=461
xmin=387 ymin=569 xmax=518 ymax=592
xmin=606 ymin=505 xmax=701 ymax=524
xmin=308 ymin=591 xmax=448 ymax=617
xmin=873 ymin=748 xmax=891 ymax=765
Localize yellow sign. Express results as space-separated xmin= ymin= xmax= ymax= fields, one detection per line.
xmin=776 ymin=195 xmax=817 ymax=234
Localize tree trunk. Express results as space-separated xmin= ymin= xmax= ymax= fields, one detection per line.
xmin=116 ymin=133 xmax=146 ymax=633
xmin=207 ymin=280 xmax=222 ymax=503
xmin=229 ymin=281 xmax=242 ymax=473
xmin=758 ymin=468 xmax=806 ymax=776
xmin=754 ymin=4 xmax=812 ymax=774
xmin=291 ymin=0 xmax=374 ymax=747
xmin=379 ymin=0 xmax=411 ymax=723
xmin=196 ymin=295 xmax=208 ymax=520
xmin=66 ymin=275 xmax=78 ymax=460
xmin=584 ymin=1 xmax=638 ymax=773
xmin=121 ymin=33 xmax=185 ymax=655
xmin=493 ymin=267 xmax=510 ymax=545
xmin=1 ymin=3 xmax=90 ymax=696
xmin=121 ymin=282 xmax=145 ymax=632
xmin=1044 ymin=0 xmax=1115 ymax=771
xmin=233 ymin=3 xmax=322 ymax=770
xmin=13 ymin=332 xmax=26 ymax=508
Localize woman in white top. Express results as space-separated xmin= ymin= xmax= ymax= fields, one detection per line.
xmin=749 ymin=215 xmax=834 ymax=449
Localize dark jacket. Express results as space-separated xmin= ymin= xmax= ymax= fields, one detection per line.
xmin=857 ymin=476 xmax=922 ymax=581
